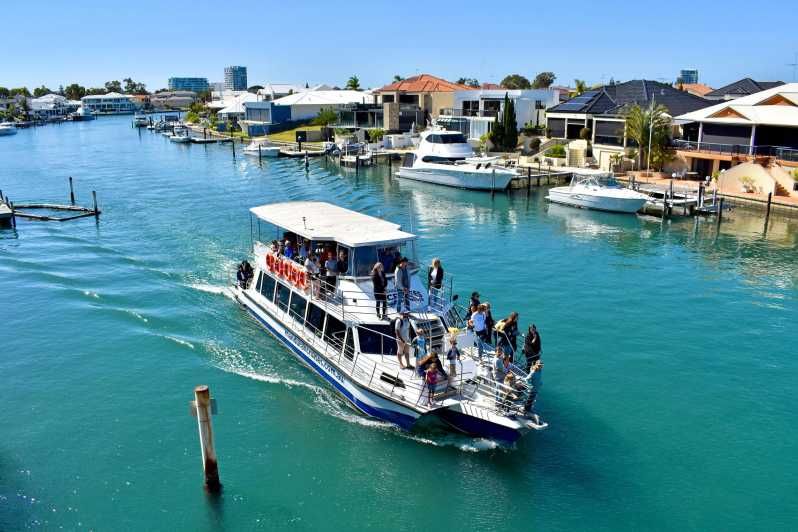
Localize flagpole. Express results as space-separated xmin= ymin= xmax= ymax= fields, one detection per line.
xmin=647 ymin=94 xmax=654 ymax=174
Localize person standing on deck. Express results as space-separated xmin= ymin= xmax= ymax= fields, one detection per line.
xmin=446 ymin=336 xmax=461 ymax=383
xmin=468 ymin=304 xmax=489 ymax=356
xmin=522 ymin=360 xmax=544 ymax=419
xmin=371 ymin=262 xmax=388 ymax=319
xmin=394 ymin=257 xmax=410 ymax=312
xmin=427 ymin=258 xmax=444 ymax=308
xmin=305 ymin=253 xmax=320 ymax=298
xmin=394 ymin=311 xmax=413 ymax=369
xmin=496 ymin=312 xmax=519 ymax=361
xmin=484 ymin=302 xmax=495 ymax=346
xmin=523 ymin=324 xmax=542 ymax=372
xmin=284 ymin=240 xmax=295 ymax=260
xmin=324 ymin=251 xmax=338 ymax=297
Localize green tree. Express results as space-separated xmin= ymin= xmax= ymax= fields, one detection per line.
xmin=33 ymin=85 xmax=51 ymax=97
xmin=86 ymin=87 xmax=106 ymax=95
xmin=312 ymin=107 xmax=338 ymax=126
xmin=502 ymin=93 xmax=518 ymax=150
xmin=457 ymin=77 xmax=480 ymax=87
xmin=0 ymin=87 xmax=9 ymax=98
xmin=65 ymin=83 xmax=87 ymax=100
xmin=105 ymin=80 xmax=122 ymax=93
xmin=393 ymin=75 xmax=404 ymax=82
xmin=624 ymin=103 xmax=672 ymax=171
xmin=10 ymin=87 xmax=31 ymax=97
xmin=532 ymin=72 xmax=556 ymax=89
xmin=185 ymin=111 xmax=200 ymax=124
xmin=248 ymin=85 xmax=264 ymax=93
xmin=123 ymin=78 xmax=136 ymax=93
xmin=188 ymin=101 xmax=205 ymax=114
xmin=573 ymin=79 xmax=587 ymax=96
xmin=368 ymin=128 xmax=385 ymax=142
xmin=500 ymin=74 xmax=531 ymax=90
xmin=196 ymin=89 xmax=211 ymax=103
xmin=345 ymin=76 xmax=361 ymax=90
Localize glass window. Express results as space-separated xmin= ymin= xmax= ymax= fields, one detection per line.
xmin=440 ymin=133 xmax=467 ymax=144
xmin=260 ymin=272 xmax=276 ymax=301
xmin=357 ymin=324 xmax=395 ymax=355
xmin=324 ymin=314 xmax=347 ymax=351
xmin=275 ymin=282 xmax=291 ymax=311
xmin=255 ymin=271 xmax=263 ymax=293
xmin=307 ymin=303 xmax=326 ymax=337
xmin=289 ymin=291 xmax=307 ymax=321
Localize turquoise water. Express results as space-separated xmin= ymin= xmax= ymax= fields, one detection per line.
xmin=1 ymin=117 xmax=797 ymax=531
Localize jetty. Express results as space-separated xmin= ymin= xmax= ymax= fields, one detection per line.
xmin=0 ymin=177 xmax=100 ymax=226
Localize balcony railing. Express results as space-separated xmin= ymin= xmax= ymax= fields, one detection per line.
xmin=672 ymin=139 xmax=798 ymax=162
xmin=439 ymin=108 xmax=499 ymax=118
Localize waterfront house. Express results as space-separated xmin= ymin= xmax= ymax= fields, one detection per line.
xmin=272 ymin=90 xmax=372 ymax=122
xmin=256 ymin=83 xmax=309 ymax=101
xmin=437 ymin=88 xmax=559 ymax=140
xmin=239 ymin=101 xmax=293 ymax=136
xmin=374 ymin=74 xmax=475 ymax=120
xmin=29 ymin=94 xmax=77 ymax=120
xmin=673 ymin=82 xmax=798 ymax=179
xmin=545 ymin=80 xmax=712 ymax=169
xmin=704 ymin=78 xmax=784 ymax=101
xmin=150 ymin=91 xmax=196 ymax=110
xmin=676 ymin=83 xmax=715 ymax=97
xmin=81 ymin=92 xmax=140 ymax=114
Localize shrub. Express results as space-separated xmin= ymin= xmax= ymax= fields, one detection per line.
xmin=545 ymin=144 xmax=566 ymax=158
xmin=185 ymin=111 xmax=199 ymax=124
xmin=368 ymin=128 xmax=385 ymax=142
xmin=739 ymin=175 xmax=756 ymax=192
xmin=528 ymin=137 xmax=541 ymax=153
xmin=792 ymin=168 xmax=798 ymax=181
xmin=579 ymin=127 xmax=591 ymax=140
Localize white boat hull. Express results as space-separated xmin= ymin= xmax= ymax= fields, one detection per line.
xmin=244 ymin=147 xmax=280 ymax=157
xmin=170 ymin=136 xmax=190 ymax=143
xmin=0 ymin=127 xmax=17 ymax=136
xmin=397 ymin=167 xmax=514 ymax=191
xmin=547 ymin=187 xmax=647 ymax=213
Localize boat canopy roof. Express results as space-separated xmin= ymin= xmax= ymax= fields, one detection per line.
xmin=250 ymin=202 xmax=416 ymax=247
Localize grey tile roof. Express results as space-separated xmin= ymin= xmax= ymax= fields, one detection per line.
xmin=547 ymin=80 xmax=712 ymax=117
xmin=705 ymin=78 xmax=785 ymax=98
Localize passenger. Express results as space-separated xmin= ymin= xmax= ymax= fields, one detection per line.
xmin=445 ymin=336 xmax=461 ymax=383
xmin=236 ymin=263 xmax=246 ymax=288
xmin=277 ymin=240 xmax=285 ymax=256
xmin=394 ymin=311 xmax=413 ymax=369
xmin=425 ymin=364 xmax=438 ymax=406
xmin=412 ymin=326 xmax=427 ymax=371
xmin=242 ymin=260 xmax=254 ymax=288
xmin=394 ymin=257 xmax=410 ymax=312
xmin=470 ymin=291 xmax=481 ymax=309
xmin=270 ymin=240 xmax=279 ymax=254
xmin=468 ymin=304 xmax=489 ymax=356
xmin=298 ymin=241 xmax=310 ymax=260
xmin=305 ymin=253 xmax=320 ymax=298
xmin=336 ymin=249 xmax=349 ymax=275
xmin=484 ymin=302 xmax=495 ymax=346
xmin=323 ymin=251 xmax=338 ymax=297
xmin=371 ymin=262 xmax=387 ymax=319
xmin=522 ymin=360 xmax=544 ymax=416
xmin=492 ymin=346 xmax=508 ymax=383
xmin=523 ymin=324 xmax=542 ymax=372
xmin=283 ymin=240 xmax=294 ymax=259
xmin=427 ymin=258 xmax=444 ymax=308
xmin=496 ymin=311 xmax=519 ymax=360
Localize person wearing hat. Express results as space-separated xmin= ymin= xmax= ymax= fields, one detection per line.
xmin=446 ymin=336 xmax=461 ymax=383
xmin=470 ymin=291 xmax=481 ymax=309
xmin=394 ymin=311 xmax=413 ymax=369
xmin=394 ymin=257 xmax=411 ymax=312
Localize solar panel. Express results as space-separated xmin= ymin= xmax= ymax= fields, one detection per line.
xmin=554 ymin=103 xmax=586 ymax=111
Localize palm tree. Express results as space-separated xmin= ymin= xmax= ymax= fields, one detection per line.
xmin=345 ymin=76 xmax=361 ymax=90
xmin=574 ymin=79 xmax=587 ymax=96
xmin=624 ymin=103 xmax=671 ymax=172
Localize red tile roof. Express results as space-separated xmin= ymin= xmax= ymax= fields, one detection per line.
xmin=674 ymin=82 xmax=714 ymax=96
xmin=376 ymin=74 xmax=476 ymax=93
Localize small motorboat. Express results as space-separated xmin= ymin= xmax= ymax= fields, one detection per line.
xmin=0 ymin=122 xmax=17 ymax=136
xmin=546 ymin=173 xmax=650 ymax=213
xmin=243 ymin=140 xmax=280 ymax=157
xmin=133 ymin=114 xmax=149 ymax=127
xmin=71 ymin=106 xmax=95 ymax=122
xmin=169 ymin=125 xmax=191 ymax=143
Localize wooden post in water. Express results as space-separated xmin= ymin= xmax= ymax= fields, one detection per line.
xmin=491 ymin=169 xmax=496 ymax=198
xmin=92 ymin=191 xmax=98 ymax=219
xmin=192 ymin=385 xmax=221 ymax=492
xmin=527 ymin=166 xmax=531 ymax=194
xmin=203 ymin=128 xmax=207 ymax=140
xmin=764 ymin=191 xmax=772 ymax=231
xmin=258 ymin=144 xmax=262 ymax=163
xmin=69 ymin=176 xmax=75 ymax=205
xmin=9 ymin=199 xmax=16 ymax=229
xmin=231 ymin=136 xmax=235 ymax=159
xmin=716 ymin=197 xmax=724 ymax=227
xmin=304 ymin=151 xmax=309 ymax=171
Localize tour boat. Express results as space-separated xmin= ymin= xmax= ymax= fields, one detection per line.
xmin=133 ymin=114 xmax=149 ymax=127
xmin=243 ymin=140 xmax=280 ymax=157
xmin=71 ymin=106 xmax=95 ymax=121
xmin=546 ymin=173 xmax=650 ymax=213
xmin=231 ymin=202 xmax=547 ymax=443
xmin=0 ymin=122 xmax=17 ymax=136
xmin=169 ymin=125 xmax=191 ymax=143
xmin=396 ymin=130 xmax=515 ymax=191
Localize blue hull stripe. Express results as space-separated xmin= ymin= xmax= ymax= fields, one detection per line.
xmin=241 ymin=300 xmax=418 ymax=430
xmin=436 ymin=408 xmax=523 ymax=443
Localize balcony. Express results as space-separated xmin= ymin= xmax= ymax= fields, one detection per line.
xmin=672 ymin=140 xmax=798 ymax=164
xmin=439 ymin=108 xmax=498 ymax=119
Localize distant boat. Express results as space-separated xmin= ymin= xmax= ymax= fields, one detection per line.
xmin=397 ymin=130 xmax=515 ymax=191
xmin=133 ymin=114 xmax=149 ymax=127
xmin=546 ymin=174 xmax=650 ymax=213
xmin=0 ymin=122 xmax=17 ymax=136
xmin=243 ymin=140 xmax=280 ymax=157
xmin=71 ymin=106 xmax=95 ymax=121
xmin=169 ymin=125 xmax=191 ymax=143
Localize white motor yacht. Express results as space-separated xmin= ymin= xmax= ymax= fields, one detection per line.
xmin=0 ymin=122 xmax=17 ymax=136
xmin=169 ymin=125 xmax=191 ymax=143
xmin=133 ymin=113 xmax=149 ymax=127
xmin=546 ymin=173 xmax=650 ymax=213
xmin=396 ymin=130 xmax=515 ymax=191
xmin=71 ymin=106 xmax=95 ymax=121
xmin=243 ymin=140 xmax=280 ymax=157
xmin=231 ymin=202 xmax=547 ymax=443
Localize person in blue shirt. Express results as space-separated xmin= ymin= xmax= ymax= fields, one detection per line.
xmin=284 ymin=240 xmax=295 ymax=259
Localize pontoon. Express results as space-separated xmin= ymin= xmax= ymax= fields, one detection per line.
xmin=232 ymin=202 xmax=547 ymax=443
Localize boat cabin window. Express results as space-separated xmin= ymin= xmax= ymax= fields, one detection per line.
xmin=255 ymin=272 xmax=263 ymax=293
xmin=344 ymin=328 xmax=355 ymax=360
xmin=427 ymin=133 xmax=467 ymax=144
xmin=275 ymin=281 xmax=291 ymax=312
xmin=307 ymin=303 xmax=325 ymax=337
xmin=289 ymin=291 xmax=308 ymax=322
xmin=324 ymin=314 xmax=347 ymax=354
xmin=356 ymin=324 xmax=395 ymax=355
xmin=260 ymin=272 xmax=276 ymax=301
xmin=349 ymin=242 xmax=417 ymax=277
xmin=421 ymin=155 xmax=461 ymax=164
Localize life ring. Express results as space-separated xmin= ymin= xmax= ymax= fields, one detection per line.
xmin=298 ymin=270 xmax=307 ymax=289
xmin=266 ymin=254 xmax=274 ymax=270
xmin=289 ymin=264 xmax=297 ymax=284
xmin=277 ymin=259 xmax=284 ymax=277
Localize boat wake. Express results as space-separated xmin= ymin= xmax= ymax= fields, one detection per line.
xmin=163 ymin=335 xmax=196 ymax=349
xmin=187 ymin=282 xmax=235 ymax=299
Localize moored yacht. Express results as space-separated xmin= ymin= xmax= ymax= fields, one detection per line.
xmin=231 ymin=202 xmax=547 ymax=443
xmin=397 ymin=129 xmax=515 ymax=191
xmin=243 ymin=140 xmax=280 ymax=157
xmin=71 ymin=106 xmax=95 ymax=121
xmin=169 ymin=124 xmax=190 ymax=143
xmin=546 ymin=173 xmax=650 ymax=213
xmin=0 ymin=122 xmax=17 ymax=136
xmin=133 ymin=113 xmax=149 ymax=127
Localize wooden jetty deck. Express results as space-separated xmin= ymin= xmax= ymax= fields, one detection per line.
xmin=0 ymin=178 xmax=100 ymax=227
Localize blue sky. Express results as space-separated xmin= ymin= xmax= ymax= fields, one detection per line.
xmin=3 ymin=0 xmax=797 ymax=91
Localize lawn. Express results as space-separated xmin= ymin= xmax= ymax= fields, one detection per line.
xmin=268 ymin=124 xmax=324 ymax=143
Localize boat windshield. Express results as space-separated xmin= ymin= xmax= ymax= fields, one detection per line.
xmin=351 ymin=241 xmax=417 ymax=277
xmin=426 ymin=133 xmax=467 ymax=144
xmin=571 ymin=173 xmax=620 ymax=188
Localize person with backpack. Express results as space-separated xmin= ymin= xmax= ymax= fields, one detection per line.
xmin=394 ymin=311 xmax=413 ymax=369
xmin=523 ymin=324 xmax=542 ymax=371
